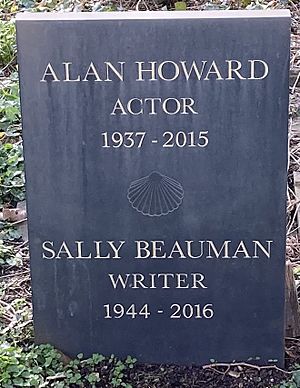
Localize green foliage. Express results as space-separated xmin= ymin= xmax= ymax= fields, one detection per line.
xmin=0 ymin=72 xmax=24 ymax=205
xmin=0 ymin=240 xmax=22 ymax=266
xmin=294 ymin=267 xmax=300 ymax=283
xmin=0 ymin=74 xmax=20 ymax=126
xmin=241 ymin=0 xmax=252 ymax=6
xmin=0 ymin=39 xmax=24 ymax=207
xmin=0 ymin=73 xmax=24 ymax=205
xmin=0 ymin=297 xmax=33 ymax=344
xmin=0 ymin=345 xmax=35 ymax=387
xmin=111 ymin=355 xmax=136 ymax=388
xmin=0 ymin=140 xmax=25 ymax=206
xmin=175 ymin=1 xmax=187 ymax=10
xmin=0 ymin=224 xmax=22 ymax=241
xmin=0 ymin=0 xmax=18 ymax=14
xmin=279 ymin=367 xmax=300 ymax=388
xmin=0 ymin=343 xmax=61 ymax=387
xmin=0 ymin=21 xmax=16 ymax=68
xmin=0 ymin=343 xmax=137 ymax=387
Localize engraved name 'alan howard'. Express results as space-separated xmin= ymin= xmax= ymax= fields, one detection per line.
xmin=41 ymin=239 xmax=273 ymax=260
xmin=40 ymin=59 xmax=269 ymax=82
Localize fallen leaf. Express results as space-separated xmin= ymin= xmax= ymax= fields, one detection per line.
xmin=228 ymin=370 xmax=241 ymax=378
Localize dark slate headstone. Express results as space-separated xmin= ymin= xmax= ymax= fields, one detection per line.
xmin=16 ymin=10 xmax=290 ymax=366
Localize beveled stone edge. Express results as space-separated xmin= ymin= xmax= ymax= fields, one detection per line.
xmin=16 ymin=9 xmax=291 ymax=21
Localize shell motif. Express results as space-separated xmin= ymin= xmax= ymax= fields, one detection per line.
xmin=127 ymin=171 xmax=184 ymax=217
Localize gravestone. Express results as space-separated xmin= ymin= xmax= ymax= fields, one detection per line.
xmin=16 ymin=10 xmax=290 ymax=366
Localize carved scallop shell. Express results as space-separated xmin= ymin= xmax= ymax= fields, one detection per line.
xmin=127 ymin=171 xmax=184 ymax=217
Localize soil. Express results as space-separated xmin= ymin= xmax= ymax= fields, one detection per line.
xmin=122 ymin=338 xmax=300 ymax=387
xmin=89 ymin=339 xmax=300 ymax=387
xmin=127 ymin=364 xmax=287 ymax=387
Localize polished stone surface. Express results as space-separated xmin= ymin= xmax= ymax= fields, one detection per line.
xmin=17 ymin=10 xmax=290 ymax=365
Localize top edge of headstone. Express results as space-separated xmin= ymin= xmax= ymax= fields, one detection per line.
xmin=16 ymin=9 xmax=290 ymax=21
